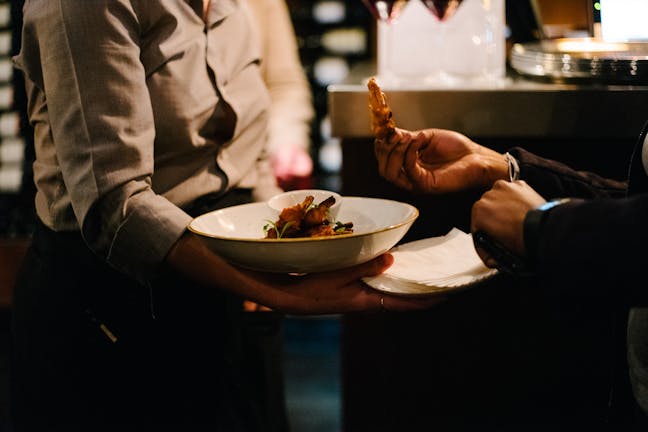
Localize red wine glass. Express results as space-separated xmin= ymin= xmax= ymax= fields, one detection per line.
xmin=361 ymin=0 xmax=410 ymax=23
xmin=421 ymin=0 xmax=464 ymax=21
xmin=361 ymin=0 xmax=411 ymax=85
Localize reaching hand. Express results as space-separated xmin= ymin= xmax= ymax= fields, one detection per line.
xmin=471 ymin=179 xmax=546 ymax=265
xmin=375 ymin=128 xmax=509 ymax=194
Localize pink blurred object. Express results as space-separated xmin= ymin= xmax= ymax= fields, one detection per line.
xmin=271 ymin=144 xmax=314 ymax=191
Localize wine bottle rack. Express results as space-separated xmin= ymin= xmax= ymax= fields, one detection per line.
xmin=0 ymin=0 xmax=35 ymax=237
xmin=285 ymin=0 xmax=373 ymax=191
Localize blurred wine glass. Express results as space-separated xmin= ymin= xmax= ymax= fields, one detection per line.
xmin=420 ymin=0 xmax=465 ymax=84
xmin=421 ymin=0 xmax=464 ymax=21
xmin=361 ymin=0 xmax=410 ymax=85
xmin=361 ymin=0 xmax=410 ymax=22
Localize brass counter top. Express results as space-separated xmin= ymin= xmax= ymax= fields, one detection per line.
xmin=328 ymin=69 xmax=648 ymax=140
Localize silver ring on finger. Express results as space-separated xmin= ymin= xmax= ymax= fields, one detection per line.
xmin=380 ymin=296 xmax=387 ymax=312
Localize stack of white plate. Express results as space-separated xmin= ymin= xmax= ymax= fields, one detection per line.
xmin=510 ymin=38 xmax=648 ymax=84
xmin=363 ymin=228 xmax=499 ymax=297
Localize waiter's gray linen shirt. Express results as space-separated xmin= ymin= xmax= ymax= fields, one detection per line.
xmin=14 ymin=0 xmax=279 ymax=282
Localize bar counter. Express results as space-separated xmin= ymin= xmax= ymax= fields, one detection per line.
xmin=329 ymin=75 xmax=648 ymax=141
xmin=329 ymin=68 xmax=648 ymax=430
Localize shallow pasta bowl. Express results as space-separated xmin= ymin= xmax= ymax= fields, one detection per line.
xmin=188 ymin=197 xmax=418 ymax=273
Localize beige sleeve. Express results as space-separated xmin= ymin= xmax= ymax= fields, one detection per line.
xmin=247 ymin=0 xmax=315 ymax=155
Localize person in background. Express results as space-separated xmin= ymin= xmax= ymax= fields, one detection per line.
xmin=374 ymin=125 xmax=648 ymax=428
xmin=10 ymin=1 xmax=437 ymax=430
xmin=248 ymin=0 xmax=315 ymax=191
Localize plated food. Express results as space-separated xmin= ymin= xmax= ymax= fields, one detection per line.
xmin=267 ymin=189 xmax=342 ymax=220
xmin=264 ymin=194 xmax=353 ymax=239
xmin=367 ymin=77 xmax=396 ymax=140
xmin=188 ymin=196 xmax=418 ymax=273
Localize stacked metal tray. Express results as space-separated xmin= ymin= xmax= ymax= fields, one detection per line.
xmin=510 ymin=38 xmax=648 ymax=84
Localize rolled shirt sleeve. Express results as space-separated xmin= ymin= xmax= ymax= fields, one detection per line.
xmin=17 ymin=0 xmax=192 ymax=282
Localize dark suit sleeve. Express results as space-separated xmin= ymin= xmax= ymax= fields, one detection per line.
xmin=509 ymin=147 xmax=627 ymax=200
xmin=533 ymin=195 xmax=648 ymax=304
xmin=508 ymin=148 xmax=648 ymax=303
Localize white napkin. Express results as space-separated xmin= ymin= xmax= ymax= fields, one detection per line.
xmin=363 ymin=228 xmax=498 ymax=295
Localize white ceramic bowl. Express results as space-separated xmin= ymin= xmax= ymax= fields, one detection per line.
xmin=267 ymin=189 xmax=342 ymax=222
xmin=188 ymin=197 xmax=418 ymax=273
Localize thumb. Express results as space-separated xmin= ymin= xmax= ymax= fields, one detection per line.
xmin=338 ymin=253 xmax=394 ymax=284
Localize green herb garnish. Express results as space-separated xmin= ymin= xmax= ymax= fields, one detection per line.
xmin=333 ymin=221 xmax=353 ymax=234
xmin=264 ymin=220 xmax=294 ymax=239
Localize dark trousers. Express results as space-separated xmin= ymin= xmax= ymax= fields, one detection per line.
xmin=10 ymin=189 xmax=287 ymax=431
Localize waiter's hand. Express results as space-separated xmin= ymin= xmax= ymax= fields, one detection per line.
xmin=239 ymin=254 xmax=444 ymax=314
xmin=167 ymin=234 xmax=443 ymax=315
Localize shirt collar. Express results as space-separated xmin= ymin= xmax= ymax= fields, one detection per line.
xmin=185 ymin=0 xmax=237 ymax=25
xmin=204 ymin=0 xmax=238 ymax=26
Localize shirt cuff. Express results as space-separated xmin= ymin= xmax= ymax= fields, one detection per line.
xmin=105 ymin=194 xmax=193 ymax=284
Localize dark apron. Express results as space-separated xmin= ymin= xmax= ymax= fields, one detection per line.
xmin=10 ymin=189 xmax=286 ymax=431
